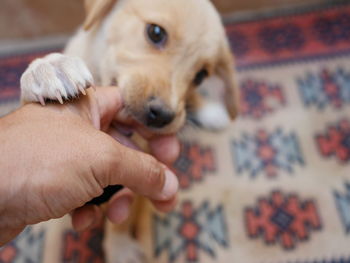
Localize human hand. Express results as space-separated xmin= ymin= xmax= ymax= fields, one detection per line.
xmin=0 ymin=87 xmax=179 ymax=245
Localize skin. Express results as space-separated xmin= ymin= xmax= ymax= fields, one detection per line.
xmin=0 ymin=87 xmax=180 ymax=246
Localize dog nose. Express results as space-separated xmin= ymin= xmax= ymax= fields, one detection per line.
xmin=146 ymin=101 xmax=175 ymax=128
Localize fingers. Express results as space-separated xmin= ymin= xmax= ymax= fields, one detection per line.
xmin=106 ymin=188 xmax=176 ymax=224
xmin=94 ymin=133 xmax=179 ymax=202
xmin=106 ymin=188 xmax=134 ymax=224
xmin=71 ymin=205 xmax=102 ymax=232
xmin=72 ymin=187 xmax=176 ymax=229
xmin=71 ymin=190 xmax=134 ymax=229
xmin=108 ymin=127 xmax=180 ymax=164
xmin=70 ymin=86 xmax=180 ymax=211
xmin=149 ymin=135 xmax=180 ymax=164
xmin=107 ymin=127 xmax=140 ymax=150
xmin=151 ymin=195 xmax=177 ymax=212
xmin=88 ymin=86 xmax=181 ymax=164
xmin=92 ymin=87 xmax=125 ymax=131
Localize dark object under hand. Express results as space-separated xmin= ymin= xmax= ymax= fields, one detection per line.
xmin=86 ymin=185 xmax=123 ymax=205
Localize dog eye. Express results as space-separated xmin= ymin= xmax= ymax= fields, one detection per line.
xmin=146 ymin=24 xmax=167 ymax=47
xmin=193 ymin=69 xmax=208 ymax=86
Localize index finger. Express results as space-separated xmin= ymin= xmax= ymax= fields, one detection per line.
xmin=149 ymin=135 xmax=180 ymax=165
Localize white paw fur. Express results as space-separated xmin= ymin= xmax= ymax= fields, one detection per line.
xmin=195 ymin=101 xmax=231 ymax=131
xmin=195 ymin=75 xmax=231 ymax=131
xmin=20 ymin=53 xmax=94 ymax=105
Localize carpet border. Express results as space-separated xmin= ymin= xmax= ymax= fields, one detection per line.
xmin=223 ymin=0 xmax=350 ymax=25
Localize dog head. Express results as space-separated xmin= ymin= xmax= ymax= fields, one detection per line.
xmin=84 ymin=0 xmax=239 ymax=133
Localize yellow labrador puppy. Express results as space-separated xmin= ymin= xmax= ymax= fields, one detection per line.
xmin=20 ymin=0 xmax=238 ymax=262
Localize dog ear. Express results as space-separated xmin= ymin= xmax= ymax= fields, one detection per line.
xmin=186 ymin=41 xmax=239 ymax=131
xmin=83 ymin=0 xmax=118 ymax=30
xmin=216 ymin=40 xmax=240 ymax=120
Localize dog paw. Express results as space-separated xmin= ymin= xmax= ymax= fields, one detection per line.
xmin=195 ymin=101 xmax=231 ymax=131
xmin=20 ymin=53 xmax=94 ymax=105
xmin=104 ymin=234 xmax=147 ymax=263
xmin=193 ymin=75 xmax=231 ymax=131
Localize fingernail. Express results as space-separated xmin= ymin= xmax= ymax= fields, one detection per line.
xmin=108 ymin=197 xmax=131 ymax=224
xmin=160 ymin=169 xmax=179 ymax=200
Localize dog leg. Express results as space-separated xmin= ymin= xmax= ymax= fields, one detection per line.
xmin=104 ymin=221 xmax=147 ymax=263
xmin=104 ymin=196 xmax=149 ymax=263
xmin=20 ymin=53 xmax=94 ymax=105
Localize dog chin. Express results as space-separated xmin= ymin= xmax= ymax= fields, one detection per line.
xmin=139 ymin=120 xmax=184 ymax=135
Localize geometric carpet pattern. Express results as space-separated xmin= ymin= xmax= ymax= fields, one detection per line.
xmin=0 ymin=2 xmax=349 ymax=262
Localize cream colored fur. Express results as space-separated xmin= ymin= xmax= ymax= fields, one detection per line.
xmin=21 ymin=0 xmax=238 ymax=133
xmin=20 ymin=0 xmax=238 ymax=261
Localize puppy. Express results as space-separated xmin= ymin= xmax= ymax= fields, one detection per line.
xmin=20 ymin=0 xmax=239 ymax=262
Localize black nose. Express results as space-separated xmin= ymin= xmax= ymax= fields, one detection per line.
xmin=146 ymin=103 xmax=175 ymax=128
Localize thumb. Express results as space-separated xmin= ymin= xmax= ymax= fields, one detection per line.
xmin=92 ymin=132 xmax=179 ymax=201
xmin=92 ymin=87 xmax=125 ymax=131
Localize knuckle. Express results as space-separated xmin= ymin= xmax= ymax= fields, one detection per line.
xmin=143 ymin=156 xmax=164 ymax=190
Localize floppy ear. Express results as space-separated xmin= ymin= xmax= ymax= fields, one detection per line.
xmin=83 ymin=0 xmax=118 ymax=30
xmin=216 ymin=40 xmax=240 ymax=120
xmin=186 ymin=41 xmax=239 ymax=131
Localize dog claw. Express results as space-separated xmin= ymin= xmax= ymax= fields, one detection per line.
xmin=90 ymin=85 xmax=96 ymax=91
xmin=86 ymin=79 xmax=94 ymax=87
xmin=78 ymin=85 xmax=86 ymax=95
xmin=55 ymin=90 xmax=64 ymax=104
xmin=37 ymin=95 xmax=45 ymax=106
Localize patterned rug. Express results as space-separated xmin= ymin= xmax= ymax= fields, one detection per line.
xmin=1 ymin=2 xmax=350 ymax=263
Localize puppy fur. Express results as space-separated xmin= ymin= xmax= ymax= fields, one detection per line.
xmin=20 ymin=0 xmax=239 ymax=262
